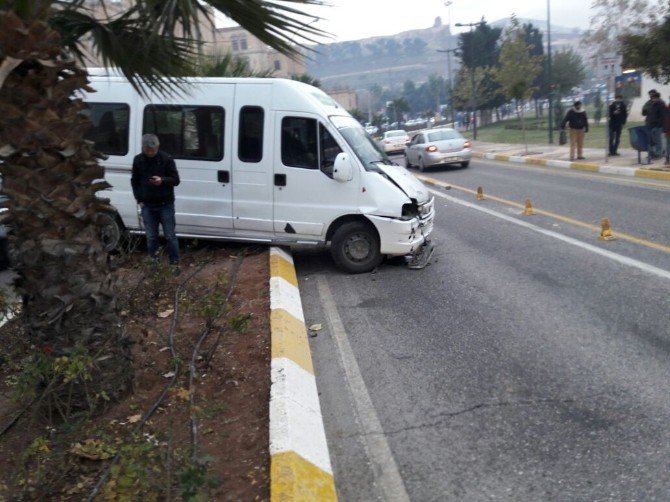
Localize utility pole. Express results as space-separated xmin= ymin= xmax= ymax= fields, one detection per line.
xmin=455 ymin=20 xmax=485 ymax=140
xmin=547 ymin=0 xmax=554 ymax=144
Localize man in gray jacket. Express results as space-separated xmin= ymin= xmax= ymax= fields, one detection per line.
xmin=642 ymin=90 xmax=666 ymax=158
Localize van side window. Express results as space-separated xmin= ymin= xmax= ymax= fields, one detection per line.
xmin=319 ymin=124 xmax=343 ymax=177
xmin=143 ymin=105 xmax=224 ymax=161
xmin=281 ymin=117 xmax=317 ymax=169
xmin=83 ymin=102 xmax=130 ymax=156
xmin=238 ymin=106 xmax=264 ymax=163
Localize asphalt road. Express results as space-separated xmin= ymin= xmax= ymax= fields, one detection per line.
xmin=295 ymin=156 xmax=670 ymax=501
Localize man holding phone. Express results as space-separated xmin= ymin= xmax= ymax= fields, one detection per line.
xmin=131 ymin=133 xmax=181 ymax=268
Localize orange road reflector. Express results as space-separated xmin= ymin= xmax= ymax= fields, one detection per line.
xmin=522 ymin=198 xmax=536 ymax=216
xmin=476 ymin=186 xmax=484 ymax=200
xmin=598 ymin=217 xmax=617 ymax=241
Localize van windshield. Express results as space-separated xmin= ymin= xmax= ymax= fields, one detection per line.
xmin=329 ymin=115 xmax=392 ymax=170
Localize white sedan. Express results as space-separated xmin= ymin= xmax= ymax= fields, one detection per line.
xmin=405 ymin=128 xmax=471 ymax=171
xmin=378 ymin=129 xmax=410 ymax=154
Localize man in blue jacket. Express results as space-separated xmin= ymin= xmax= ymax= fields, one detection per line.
xmin=131 ymin=134 xmax=181 ymax=267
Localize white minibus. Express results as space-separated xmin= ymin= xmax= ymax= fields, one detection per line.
xmin=83 ymin=71 xmax=434 ymax=273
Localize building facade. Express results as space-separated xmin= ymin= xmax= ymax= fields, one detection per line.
xmin=79 ymin=1 xmax=305 ymax=78
xmin=210 ymin=27 xmax=305 ymax=78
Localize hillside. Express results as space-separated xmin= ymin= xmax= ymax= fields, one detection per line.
xmin=306 ymin=18 xmax=583 ymax=93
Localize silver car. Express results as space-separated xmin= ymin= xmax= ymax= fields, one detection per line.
xmin=405 ymin=128 xmax=472 ymax=171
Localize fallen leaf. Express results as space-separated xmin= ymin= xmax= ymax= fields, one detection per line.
xmin=174 ymin=387 xmax=190 ymax=401
xmin=163 ymin=371 xmax=175 ymax=378
xmin=158 ymin=346 xmax=170 ymax=352
xmin=157 ymin=309 xmax=174 ymax=318
xmin=127 ymin=414 xmax=142 ymax=424
xmin=69 ymin=439 xmax=116 ymax=460
xmin=308 ymin=323 xmax=322 ymax=331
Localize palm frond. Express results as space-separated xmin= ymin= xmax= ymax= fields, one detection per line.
xmin=49 ymin=8 xmax=197 ymax=97
xmin=141 ymin=0 xmax=215 ymax=40
xmin=203 ymin=0 xmax=330 ymax=57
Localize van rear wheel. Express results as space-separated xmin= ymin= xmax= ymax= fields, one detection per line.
xmin=331 ymin=221 xmax=383 ymax=273
xmin=98 ymin=212 xmax=124 ymax=252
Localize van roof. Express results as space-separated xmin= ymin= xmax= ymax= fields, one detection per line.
xmin=85 ymin=68 xmax=346 ymax=115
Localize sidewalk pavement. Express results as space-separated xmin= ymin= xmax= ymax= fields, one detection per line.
xmin=472 ymin=140 xmax=670 ymax=181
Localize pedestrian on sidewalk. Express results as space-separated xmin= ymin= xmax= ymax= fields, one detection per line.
xmin=664 ymin=96 xmax=670 ymax=165
xmin=642 ymin=89 xmax=665 ymax=159
xmin=608 ymin=94 xmax=628 ymax=156
xmin=560 ymin=100 xmax=589 ymax=161
xmin=131 ymin=133 xmax=181 ymax=270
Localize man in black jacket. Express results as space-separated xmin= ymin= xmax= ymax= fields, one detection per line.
xmin=608 ymin=94 xmax=628 ymax=156
xmin=131 ymin=134 xmax=181 ymax=266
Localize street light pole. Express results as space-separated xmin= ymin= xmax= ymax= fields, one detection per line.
xmin=455 ymin=20 xmax=485 ymax=140
xmin=547 ymin=0 xmax=554 ymax=144
xmin=437 ymin=47 xmax=458 ymax=125
xmin=444 ymin=1 xmax=453 ymax=30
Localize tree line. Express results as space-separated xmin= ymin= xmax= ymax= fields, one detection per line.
xmin=361 ymin=17 xmax=587 ymax=131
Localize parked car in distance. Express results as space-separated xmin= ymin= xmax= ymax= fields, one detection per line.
xmin=365 ymin=124 xmax=378 ymax=135
xmin=405 ymin=128 xmax=472 ymax=171
xmin=379 ymin=129 xmax=410 ymax=154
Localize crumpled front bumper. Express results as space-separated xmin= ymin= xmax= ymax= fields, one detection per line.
xmin=367 ymin=197 xmax=435 ymax=256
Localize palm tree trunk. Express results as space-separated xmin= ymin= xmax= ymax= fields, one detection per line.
xmin=0 ymin=13 xmax=132 ymax=416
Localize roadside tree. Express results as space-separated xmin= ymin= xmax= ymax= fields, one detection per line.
xmin=495 ymin=16 xmax=543 ymax=153
xmin=552 ymin=48 xmax=586 ymax=101
xmin=196 ymin=53 xmax=274 ymax=77
xmin=621 ymin=13 xmax=670 ymax=83
xmin=0 ymin=0 xmax=325 ymax=417
xmin=291 ymin=72 xmax=322 ymax=88
xmin=583 ymin=0 xmax=667 ymax=54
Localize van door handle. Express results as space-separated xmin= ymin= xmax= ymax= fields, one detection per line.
xmin=217 ymin=170 xmax=230 ymax=183
xmin=274 ymin=174 xmax=287 ymax=187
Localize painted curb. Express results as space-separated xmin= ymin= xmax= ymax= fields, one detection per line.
xmin=269 ymin=247 xmax=337 ymax=501
xmin=473 ymin=151 xmax=670 ymax=180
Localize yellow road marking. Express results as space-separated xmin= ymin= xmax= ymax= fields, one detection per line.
xmin=418 ymin=175 xmax=670 ymax=254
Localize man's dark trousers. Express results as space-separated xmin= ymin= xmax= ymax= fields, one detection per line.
xmin=142 ymin=202 xmax=179 ymax=264
xmin=609 ymin=124 xmax=623 ymax=155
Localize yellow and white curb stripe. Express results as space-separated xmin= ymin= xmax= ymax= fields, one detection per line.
xmin=473 ymin=151 xmax=670 ymax=180
xmin=269 ymin=246 xmax=337 ymax=501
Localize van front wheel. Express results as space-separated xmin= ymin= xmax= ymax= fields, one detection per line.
xmin=331 ymin=222 xmax=383 ymax=273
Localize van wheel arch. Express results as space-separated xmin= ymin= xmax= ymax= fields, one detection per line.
xmin=327 ymin=217 xmax=383 ymax=273
xmin=98 ymin=211 xmax=126 ymax=252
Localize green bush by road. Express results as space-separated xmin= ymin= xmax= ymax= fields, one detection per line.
xmin=464 ymin=117 xmax=644 ymax=150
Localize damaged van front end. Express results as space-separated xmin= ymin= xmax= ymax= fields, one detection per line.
xmin=332 ymin=115 xmax=435 ymax=270
xmin=365 ymin=166 xmax=435 ymax=269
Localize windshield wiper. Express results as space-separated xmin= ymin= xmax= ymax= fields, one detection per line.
xmin=370 ymin=159 xmax=395 ymax=166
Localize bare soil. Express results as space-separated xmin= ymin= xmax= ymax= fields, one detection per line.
xmin=0 ymin=243 xmax=270 ymax=500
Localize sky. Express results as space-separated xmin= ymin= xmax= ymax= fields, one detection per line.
xmin=219 ymin=0 xmax=593 ymax=43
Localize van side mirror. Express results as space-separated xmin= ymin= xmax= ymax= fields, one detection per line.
xmin=333 ymin=152 xmax=354 ymax=182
